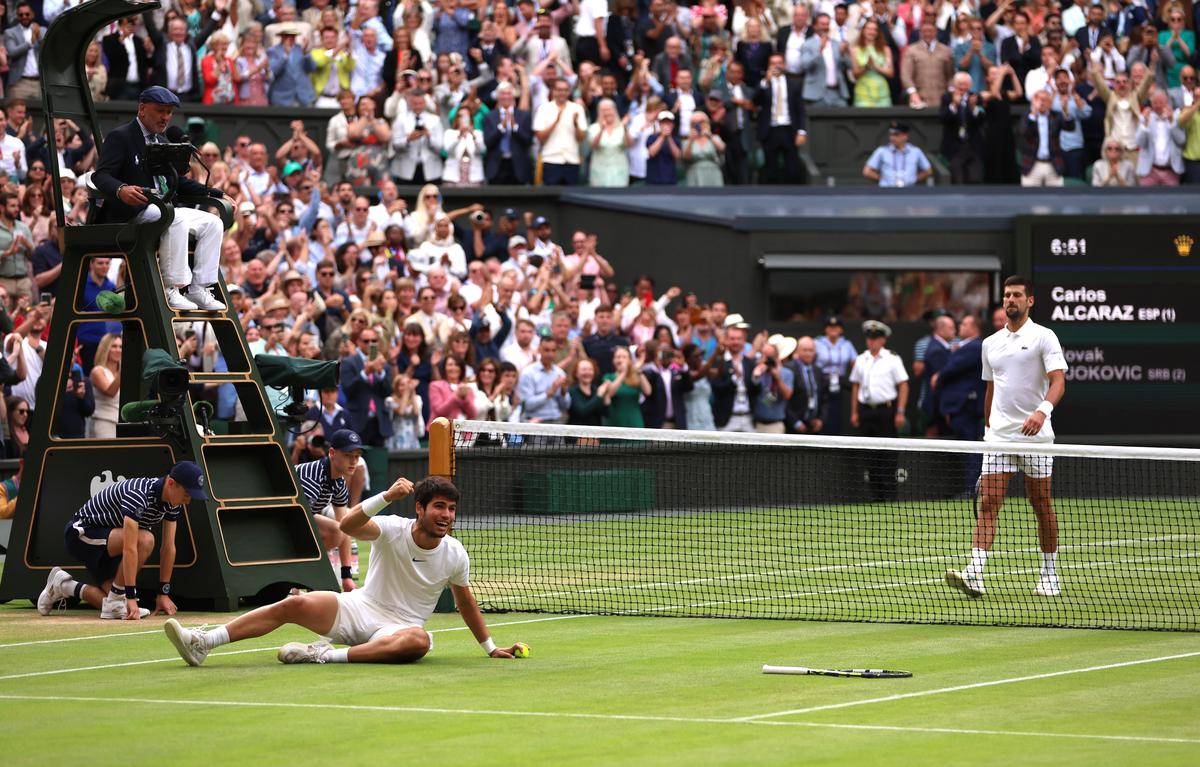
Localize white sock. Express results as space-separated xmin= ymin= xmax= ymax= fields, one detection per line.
xmin=203 ymin=626 xmax=231 ymax=650
xmin=106 ymin=586 xmax=125 ymax=601
xmin=967 ymin=548 xmax=988 ymax=576
xmin=62 ymin=578 xmax=81 ymax=596
xmin=1042 ymin=552 xmax=1057 ymax=577
xmin=324 ymin=647 xmax=349 ymax=663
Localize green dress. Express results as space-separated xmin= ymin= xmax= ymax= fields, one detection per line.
xmin=587 ymin=124 xmax=631 ymax=187
xmin=601 ymin=373 xmax=645 ymax=428
xmin=684 ymin=139 xmax=725 ymax=187
xmin=852 ymin=47 xmax=891 ymax=107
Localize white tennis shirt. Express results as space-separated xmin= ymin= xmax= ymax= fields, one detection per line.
xmin=981 ymin=318 xmax=1068 ymax=443
xmin=361 ymin=516 xmax=470 ymax=627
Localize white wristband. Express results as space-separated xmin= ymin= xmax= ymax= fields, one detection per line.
xmin=481 ymin=637 xmax=497 ymax=655
xmin=361 ymin=492 xmax=389 ymax=518
xmin=1036 ymin=401 xmax=1054 ymax=416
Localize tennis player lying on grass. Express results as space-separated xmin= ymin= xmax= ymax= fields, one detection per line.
xmin=164 ymin=475 xmax=525 ymax=665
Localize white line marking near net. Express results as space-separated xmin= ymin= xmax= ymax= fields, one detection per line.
xmin=736 ymin=651 xmax=1200 ymax=721
xmin=0 ymin=693 xmax=1195 ymax=746
xmin=0 ymin=614 xmax=596 ymax=680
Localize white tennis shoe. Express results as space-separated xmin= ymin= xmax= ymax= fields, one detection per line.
xmin=278 ymin=641 xmax=333 ymax=664
xmin=1033 ymin=573 xmax=1062 ymax=597
xmin=945 ymin=569 xmax=985 ymax=598
xmin=164 ymin=618 xmax=211 ymax=666
xmin=166 ymin=287 xmax=199 ymax=311
xmin=186 ymin=285 xmax=226 ymax=312
xmin=100 ymin=593 xmax=150 ymax=620
xmin=36 ymin=567 xmax=72 ymax=616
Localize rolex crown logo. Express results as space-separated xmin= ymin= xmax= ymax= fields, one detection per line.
xmin=1175 ymin=234 xmax=1194 ymax=258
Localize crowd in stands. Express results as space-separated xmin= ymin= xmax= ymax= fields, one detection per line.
xmin=4 ymin=0 xmax=1198 ymax=186
xmin=0 ymin=0 xmax=1195 ymax=467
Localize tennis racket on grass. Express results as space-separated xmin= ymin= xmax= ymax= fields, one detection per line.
xmin=762 ymin=665 xmax=912 ymax=678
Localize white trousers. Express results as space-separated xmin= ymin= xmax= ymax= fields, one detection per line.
xmin=1020 ymin=161 xmax=1064 ymax=187
xmin=134 ymin=205 xmax=223 ymax=288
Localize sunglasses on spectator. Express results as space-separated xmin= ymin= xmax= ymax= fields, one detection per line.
xmin=319 ymin=271 xmax=335 ymax=277
xmin=355 ymin=206 xmax=369 ymax=211
xmin=423 ymin=193 xmax=438 ymax=200
xmin=14 ymin=408 xmax=28 ymax=414
xmin=278 ymin=207 xmax=294 ymax=214
xmin=203 ymin=150 xmax=220 ymax=157
xmin=419 ymin=294 xmax=435 ymax=301
xmin=261 ymin=324 xmax=280 ymax=331
xmin=237 ymin=141 xmax=250 ymax=148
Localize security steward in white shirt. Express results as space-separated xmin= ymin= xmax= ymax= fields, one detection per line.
xmin=849 ymin=320 xmax=910 ymax=500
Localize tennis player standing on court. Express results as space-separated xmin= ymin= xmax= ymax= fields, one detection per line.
xmin=163 ymin=475 xmax=525 ymax=665
xmin=946 ymin=275 xmax=1067 ymax=598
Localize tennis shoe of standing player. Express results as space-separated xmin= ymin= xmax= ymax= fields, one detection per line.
xmin=1033 ymin=573 xmax=1061 ymax=597
xmin=164 ymin=618 xmax=211 ymax=666
xmin=278 ymin=640 xmax=334 ymax=664
xmin=944 ymin=569 xmax=985 ymax=598
xmin=37 ymin=567 xmax=72 ymax=615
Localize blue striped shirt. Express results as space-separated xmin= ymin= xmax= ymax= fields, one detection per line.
xmin=815 ymin=336 xmax=857 ymax=378
xmin=72 ymin=477 xmax=182 ymax=530
xmin=296 ymin=457 xmax=349 ymax=513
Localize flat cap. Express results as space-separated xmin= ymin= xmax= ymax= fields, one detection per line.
xmin=139 ymin=86 xmax=181 ymax=107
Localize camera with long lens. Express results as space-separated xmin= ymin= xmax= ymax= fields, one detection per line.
xmin=470 ymin=210 xmax=487 ymax=224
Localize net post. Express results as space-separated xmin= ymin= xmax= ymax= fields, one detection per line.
xmin=428 ymin=417 xmax=454 ymax=478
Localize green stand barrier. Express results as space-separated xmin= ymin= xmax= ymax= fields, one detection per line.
xmin=0 ymin=0 xmax=337 ymax=610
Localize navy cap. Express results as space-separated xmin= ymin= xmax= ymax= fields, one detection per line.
xmin=329 ymin=429 xmax=363 ymax=452
xmin=169 ymin=461 xmax=208 ymax=501
xmin=532 ymin=215 xmax=549 ymax=228
xmin=139 ymin=86 xmax=181 ymax=107
xmin=501 ymin=207 xmax=519 ymax=220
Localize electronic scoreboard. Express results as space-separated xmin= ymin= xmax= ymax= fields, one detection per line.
xmin=1016 ymin=215 xmax=1199 ymax=442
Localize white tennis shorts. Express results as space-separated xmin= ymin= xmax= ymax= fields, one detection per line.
xmin=324 ymin=590 xmax=432 ymax=648
xmin=982 ymin=451 xmax=1054 ymax=479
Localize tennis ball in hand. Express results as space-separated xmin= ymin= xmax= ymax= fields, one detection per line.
xmin=513 ymin=642 xmax=530 ymax=659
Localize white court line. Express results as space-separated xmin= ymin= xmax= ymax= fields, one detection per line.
xmin=0 ymin=614 xmax=596 ymax=681
xmin=0 ymin=693 xmax=1196 ymax=746
xmin=736 ymin=651 xmax=1200 ymax=721
xmin=0 ymin=629 xmax=163 ymax=649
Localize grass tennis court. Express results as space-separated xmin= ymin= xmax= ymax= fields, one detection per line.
xmin=457 ymin=499 xmax=1200 ymax=630
xmin=3 ymin=543 xmax=1199 ymax=766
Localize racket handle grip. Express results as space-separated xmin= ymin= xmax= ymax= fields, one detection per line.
xmin=762 ymin=665 xmax=812 ymax=675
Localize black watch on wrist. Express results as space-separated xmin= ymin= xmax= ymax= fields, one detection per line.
xmin=159 ymin=581 xmax=172 ymax=596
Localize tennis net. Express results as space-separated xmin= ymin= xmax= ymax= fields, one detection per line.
xmin=440 ymin=419 xmax=1200 ymax=631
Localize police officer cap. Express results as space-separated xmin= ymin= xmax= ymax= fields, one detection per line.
xmin=862 ymin=320 xmax=892 ymax=338
xmin=139 ymin=86 xmax=181 ymax=107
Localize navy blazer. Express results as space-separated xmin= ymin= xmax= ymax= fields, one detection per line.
xmin=735 ymin=41 xmax=773 ymax=88
xmin=146 ymin=20 xmax=203 ymax=102
xmin=935 ymin=337 xmax=985 ymax=418
xmin=710 ymin=356 xmax=760 ymax=428
xmin=784 ymin=360 xmax=828 ymax=431
xmin=340 ymin=352 xmax=394 ymax=439
xmin=753 ymin=76 xmax=807 ymax=140
xmin=640 ymin=364 xmax=669 ymax=428
xmin=91 ymin=119 xmax=218 ymax=224
xmin=482 ymin=107 xmax=534 ymax=184
xmin=920 ymin=339 xmax=952 ymax=417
